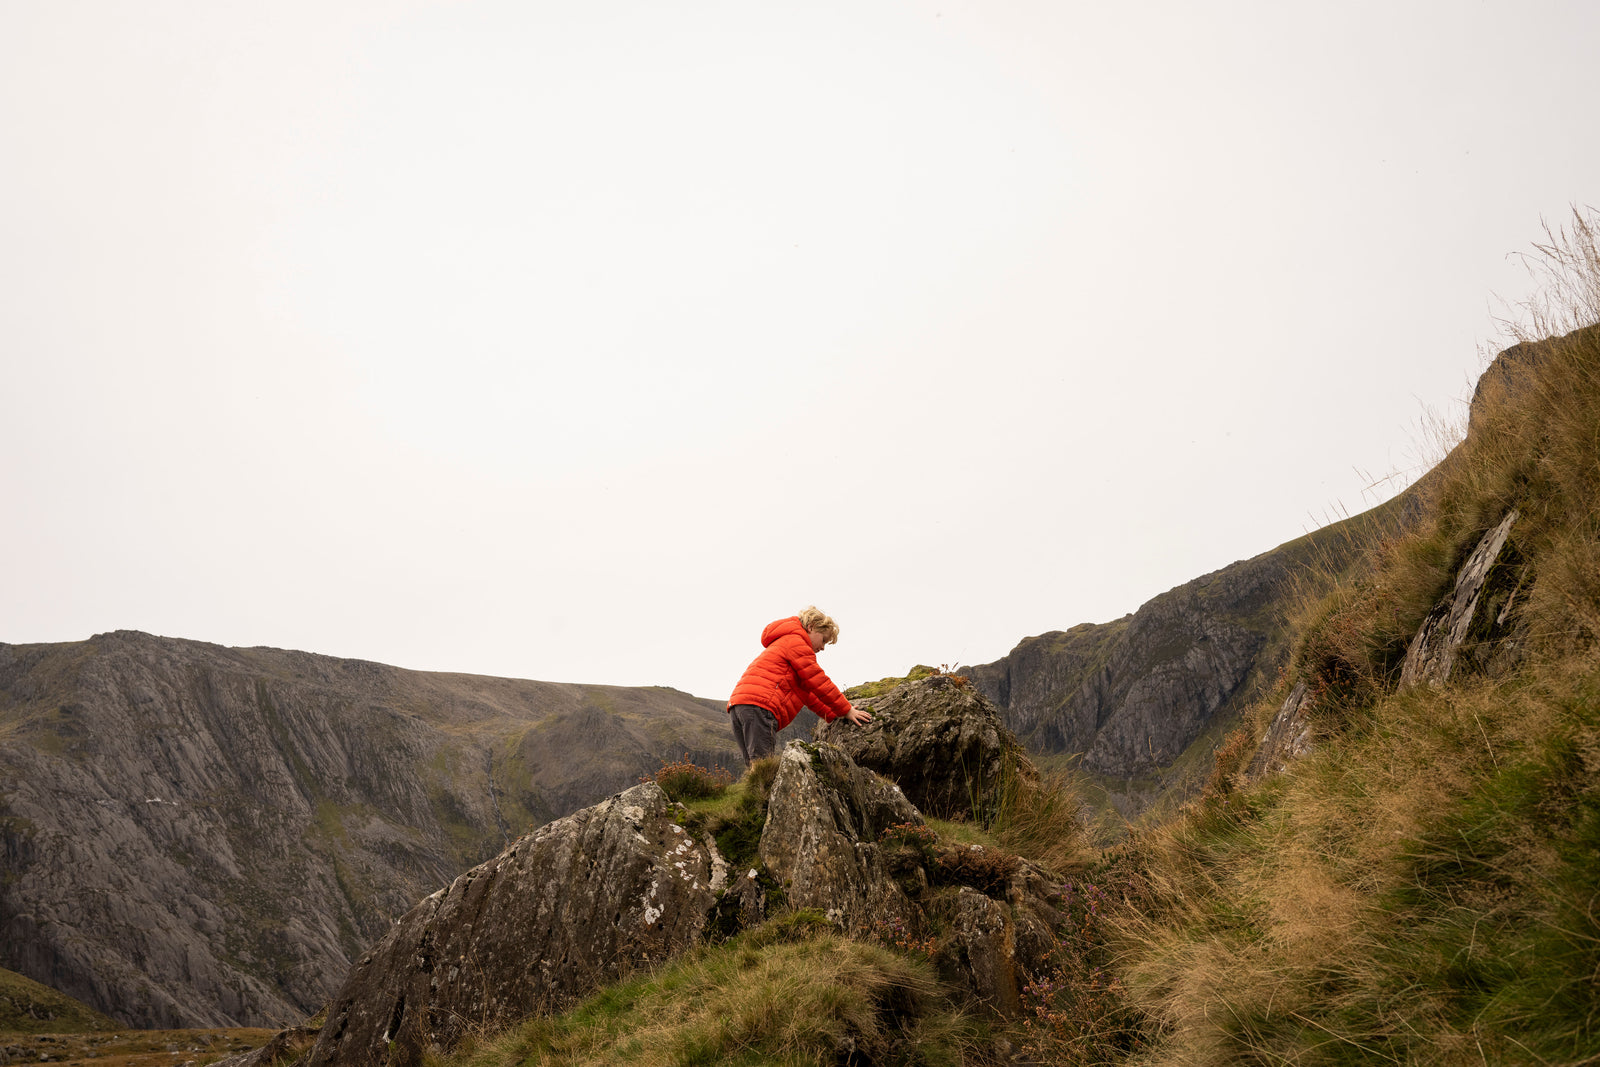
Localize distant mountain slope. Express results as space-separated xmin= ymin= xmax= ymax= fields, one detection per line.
xmin=0 ymin=631 xmax=737 ymax=1029
xmin=965 ymin=495 xmax=1409 ymax=817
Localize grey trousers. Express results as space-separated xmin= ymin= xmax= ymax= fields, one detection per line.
xmin=729 ymin=704 xmax=778 ymax=763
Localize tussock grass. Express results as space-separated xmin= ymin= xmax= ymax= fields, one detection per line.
xmin=439 ymin=925 xmax=985 ymax=1067
xmin=987 ymin=767 xmax=1094 ymax=876
xmin=1101 ymin=209 xmax=1600 ymax=1065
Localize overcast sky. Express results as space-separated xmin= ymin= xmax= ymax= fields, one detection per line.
xmin=3 ymin=0 xmax=1596 ymax=701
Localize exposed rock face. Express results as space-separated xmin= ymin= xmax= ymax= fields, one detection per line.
xmin=814 ymin=675 xmax=1023 ymax=823
xmin=1245 ymin=511 xmax=1526 ymax=784
xmin=933 ymin=850 xmax=1064 ymax=1018
xmin=1246 ymin=681 xmax=1317 ymax=782
xmin=756 ymin=736 xmax=1067 ymax=1019
xmin=0 ymin=632 xmax=736 ymax=1028
xmin=963 ymin=494 xmax=1407 ymax=817
xmin=1400 ymin=511 xmax=1525 ymax=688
xmin=964 ymin=551 xmax=1288 ymax=777
xmin=758 ymin=743 xmax=922 ymax=930
xmin=302 ymin=784 xmax=724 ymax=1067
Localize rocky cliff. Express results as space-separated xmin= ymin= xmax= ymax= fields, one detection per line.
xmin=965 ymin=335 xmax=1567 ymax=820
xmin=0 ymin=631 xmax=738 ymax=1030
xmin=963 ymin=507 xmax=1391 ymax=809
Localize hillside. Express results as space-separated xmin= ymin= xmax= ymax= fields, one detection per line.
xmin=964 ymin=495 xmax=1403 ymax=820
xmin=1076 ymin=296 xmax=1600 ymax=1053
xmin=0 ymin=632 xmax=738 ymax=1029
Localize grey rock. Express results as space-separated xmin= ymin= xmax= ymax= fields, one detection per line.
xmin=757 ymin=736 xmax=1065 ymax=1019
xmin=303 ymin=783 xmax=723 ymax=1067
xmin=965 ymin=550 xmax=1289 ymax=777
xmin=815 ymin=675 xmax=1028 ymax=823
xmin=1246 ymin=681 xmax=1317 ymax=782
xmin=759 ymin=743 xmax=921 ymax=931
xmin=947 ymin=889 xmax=1021 ymax=1017
xmin=1400 ymin=511 xmax=1523 ymax=688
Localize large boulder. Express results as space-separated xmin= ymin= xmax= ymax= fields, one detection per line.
xmin=759 ymin=740 xmax=1068 ymax=1019
xmin=301 ymin=783 xmax=725 ymax=1067
xmin=815 ymin=675 xmax=1030 ymax=824
xmin=758 ymin=742 xmax=922 ymax=930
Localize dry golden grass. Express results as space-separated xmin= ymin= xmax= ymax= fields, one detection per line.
xmin=1098 ymin=214 xmax=1600 ymax=1064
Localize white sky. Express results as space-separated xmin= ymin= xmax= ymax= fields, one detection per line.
xmin=3 ymin=1 xmax=1596 ymax=701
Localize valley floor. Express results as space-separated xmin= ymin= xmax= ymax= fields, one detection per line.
xmin=0 ymin=1029 xmax=275 ymax=1067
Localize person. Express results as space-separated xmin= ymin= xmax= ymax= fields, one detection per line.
xmin=727 ymin=606 xmax=872 ymax=763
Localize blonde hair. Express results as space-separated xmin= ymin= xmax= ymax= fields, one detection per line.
xmin=797 ymin=605 xmax=839 ymax=645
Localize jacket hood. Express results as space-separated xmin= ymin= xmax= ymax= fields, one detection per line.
xmin=761 ymin=616 xmax=807 ymax=648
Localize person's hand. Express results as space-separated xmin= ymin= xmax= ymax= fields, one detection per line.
xmin=844 ymin=703 xmax=873 ymax=725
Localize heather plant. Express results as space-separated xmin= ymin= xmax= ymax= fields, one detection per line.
xmin=1019 ymin=877 xmax=1146 ymax=1064
xmin=863 ymin=916 xmax=938 ymax=962
xmin=638 ymin=755 xmax=733 ymax=803
xmin=931 ymin=842 xmax=1019 ymax=895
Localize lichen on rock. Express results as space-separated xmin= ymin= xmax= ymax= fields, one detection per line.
xmin=815 ymin=674 xmax=1029 ymax=825
xmin=300 ymin=782 xmax=724 ymax=1067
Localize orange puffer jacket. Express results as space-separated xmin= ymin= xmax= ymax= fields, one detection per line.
xmin=727 ymin=616 xmax=852 ymax=730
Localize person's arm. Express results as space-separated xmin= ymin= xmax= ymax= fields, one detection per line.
xmin=790 ymin=641 xmax=872 ymax=724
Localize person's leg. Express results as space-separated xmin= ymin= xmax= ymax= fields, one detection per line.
xmin=730 ymin=705 xmax=753 ymax=763
xmin=729 ymin=704 xmax=777 ymax=762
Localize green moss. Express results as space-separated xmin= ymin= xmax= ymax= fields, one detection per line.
xmin=845 ymin=664 xmax=940 ymax=700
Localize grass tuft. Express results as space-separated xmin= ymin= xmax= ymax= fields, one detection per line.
xmin=438 ymin=926 xmax=984 ymax=1067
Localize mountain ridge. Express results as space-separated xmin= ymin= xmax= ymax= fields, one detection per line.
xmin=0 ymin=631 xmax=740 ymax=1029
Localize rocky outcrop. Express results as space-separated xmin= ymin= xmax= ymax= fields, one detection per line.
xmin=302 ymin=783 xmax=724 ymax=1067
xmin=758 ymin=743 xmax=921 ymax=930
xmin=1245 ymin=681 xmax=1317 ymax=782
xmin=814 ymin=675 xmax=1024 ymax=823
xmin=0 ymin=632 xmax=736 ymax=1029
xmin=224 ymin=687 xmax=1074 ymax=1064
xmin=755 ymin=737 xmax=1067 ymax=1019
xmin=964 ymin=549 xmax=1293 ymax=776
xmin=1400 ymin=511 xmax=1526 ymax=688
xmin=963 ymin=488 xmax=1411 ymax=816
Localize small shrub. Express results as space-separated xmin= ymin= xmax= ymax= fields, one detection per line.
xmin=640 ymin=755 xmax=733 ymax=803
xmin=1201 ymin=726 xmax=1256 ymax=801
xmin=933 ymin=843 xmax=1020 ymax=896
xmin=862 ymin=916 xmax=938 ymax=961
xmin=1020 ymin=878 xmax=1146 ymax=1064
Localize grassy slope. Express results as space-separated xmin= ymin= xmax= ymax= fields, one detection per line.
xmin=1093 ymin=228 xmax=1600 ymax=1064
xmin=0 ymin=967 xmax=118 ymax=1034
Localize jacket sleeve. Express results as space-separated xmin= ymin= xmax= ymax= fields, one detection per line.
xmin=786 ymin=640 xmax=853 ymax=721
